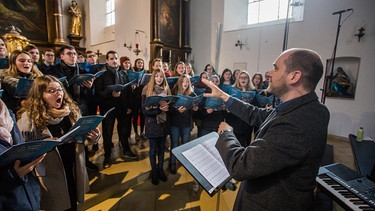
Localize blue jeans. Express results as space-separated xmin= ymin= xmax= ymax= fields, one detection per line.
xmin=170 ymin=126 xmax=191 ymax=164
xmin=148 ymin=137 xmax=166 ymax=170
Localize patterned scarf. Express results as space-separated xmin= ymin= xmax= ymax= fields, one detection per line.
xmin=154 ymin=85 xmax=168 ymax=124
xmin=47 ymin=105 xmax=71 ymax=125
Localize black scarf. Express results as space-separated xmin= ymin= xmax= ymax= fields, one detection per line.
xmin=60 ymin=61 xmax=80 ymax=99
xmin=107 ymin=65 xmax=123 ymax=84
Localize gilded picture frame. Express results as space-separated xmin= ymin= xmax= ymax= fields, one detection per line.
xmin=0 ymin=0 xmax=55 ymax=44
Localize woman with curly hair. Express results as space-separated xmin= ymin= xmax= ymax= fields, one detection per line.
xmin=17 ymin=75 xmax=100 ymax=211
xmin=0 ymin=50 xmax=43 ymax=114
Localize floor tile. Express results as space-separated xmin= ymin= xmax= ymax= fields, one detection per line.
xmin=82 ymin=127 xmax=359 ymax=211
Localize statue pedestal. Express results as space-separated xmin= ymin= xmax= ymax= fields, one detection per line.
xmin=67 ymin=34 xmax=83 ymax=47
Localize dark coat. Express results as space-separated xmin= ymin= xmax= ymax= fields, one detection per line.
xmin=141 ymin=85 xmax=169 ymax=138
xmin=94 ymin=66 xmax=131 ymax=113
xmin=48 ymin=62 xmax=93 ymax=115
xmin=143 ymin=107 xmax=168 ymax=138
xmin=37 ymin=62 xmax=53 ymax=75
xmin=0 ymin=72 xmax=32 ymax=115
xmin=169 ymin=92 xmax=196 ymax=128
xmin=0 ymin=110 xmax=41 ymax=211
xmin=194 ymin=97 xmax=225 ymax=131
xmin=216 ymin=92 xmax=330 ymax=211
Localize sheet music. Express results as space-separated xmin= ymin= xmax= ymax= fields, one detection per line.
xmin=201 ymin=137 xmax=226 ymax=166
xmin=182 ymin=136 xmax=230 ymax=188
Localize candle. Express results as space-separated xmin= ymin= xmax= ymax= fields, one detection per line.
xmin=169 ymin=50 xmax=172 ymax=58
xmin=160 ymin=48 xmax=163 ymax=57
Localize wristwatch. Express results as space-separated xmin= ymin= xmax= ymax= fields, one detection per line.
xmin=220 ymin=129 xmax=232 ymax=135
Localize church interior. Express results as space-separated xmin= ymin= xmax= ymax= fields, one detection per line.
xmin=0 ymin=0 xmax=374 ymax=210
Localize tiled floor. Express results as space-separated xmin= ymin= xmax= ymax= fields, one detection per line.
xmin=78 ymin=126 xmax=356 ymax=211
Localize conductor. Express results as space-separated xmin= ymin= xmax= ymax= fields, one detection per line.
xmin=203 ymin=48 xmax=330 ymax=210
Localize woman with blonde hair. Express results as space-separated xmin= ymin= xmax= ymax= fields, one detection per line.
xmin=185 ymin=62 xmax=195 ymax=76
xmin=142 ymin=68 xmax=171 ymax=185
xmin=172 ymin=61 xmax=186 ymax=77
xmin=233 ymin=70 xmax=254 ymax=91
xmin=17 ymin=75 xmax=100 ymax=211
xmin=0 ymin=50 xmax=43 ymax=114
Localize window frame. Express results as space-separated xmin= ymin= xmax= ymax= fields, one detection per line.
xmin=105 ymin=0 xmax=115 ymax=27
xmin=246 ymin=0 xmax=304 ymax=28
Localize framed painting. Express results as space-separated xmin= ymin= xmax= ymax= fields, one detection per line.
xmin=0 ymin=0 xmax=51 ymax=42
xmin=157 ymin=0 xmax=181 ymax=47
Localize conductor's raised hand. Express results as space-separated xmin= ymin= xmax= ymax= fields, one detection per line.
xmin=201 ymin=79 xmax=230 ymax=102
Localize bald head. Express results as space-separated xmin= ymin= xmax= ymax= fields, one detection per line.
xmin=283 ymin=48 xmax=323 ymax=92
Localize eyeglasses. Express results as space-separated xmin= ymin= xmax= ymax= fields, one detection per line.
xmin=87 ymin=54 xmax=96 ymax=58
xmin=45 ymin=88 xmax=63 ymax=94
xmin=239 ymin=76 xmax=249 ymax=80
xmin=65 ymin=52 xmax=77 ymax=56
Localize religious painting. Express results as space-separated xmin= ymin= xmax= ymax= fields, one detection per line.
xmin=324 ymin=57 xmax=360 ymax=99
xmin=158 ymin=0 xmax=181 ymax=47
xmin=0 ymin=0 xmax=48 ymax=42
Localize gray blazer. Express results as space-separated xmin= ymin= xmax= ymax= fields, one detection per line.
xmin=216 ymin=92 xmax=329 ymax=211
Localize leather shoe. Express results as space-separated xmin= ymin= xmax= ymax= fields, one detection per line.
xmin=103 ymin=158 xmax=111 ymax=169
xmin=123 ymin=150 xmax=137 ymax=159
xmin=151 ymin=169 xmax=159 ymax=185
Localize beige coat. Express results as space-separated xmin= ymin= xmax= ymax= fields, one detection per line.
xmin=17 ymin=112 xmax=89 ymax=211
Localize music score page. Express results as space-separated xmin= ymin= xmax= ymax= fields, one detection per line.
xmin=182 ymin=136 xmax=230 ymax=188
